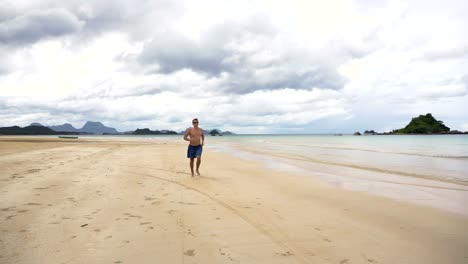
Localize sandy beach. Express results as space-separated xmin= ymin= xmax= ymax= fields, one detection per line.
xmin=1 ymin=137 xmax=467 ymax=264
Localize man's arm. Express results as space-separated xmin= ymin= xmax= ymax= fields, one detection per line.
xmin=201 ymin=128 xmax=205 ymax=146
xmin=183 ymin=128 xmax=191 ymax=141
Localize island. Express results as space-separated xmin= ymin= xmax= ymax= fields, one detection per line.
xmin=392 ymin=113 xmax=451 ymax=134
xmin=354 ymin=113 xmax=467 ymax=135
xmin=131 ymin=128 xmax=178 ymax=135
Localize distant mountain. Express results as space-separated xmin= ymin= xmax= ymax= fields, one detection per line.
xmin=179 ymin=128 xmax=235 ymax=136
xmin=49 ymin=123 xmax=79 ymax=132
xmin=0 ymin=126 xmax=57 ymax=135
xmin=208 ymin=128 xmax=235 ymax=136
xmin=3 ymin=122 xmax=236 ymax=136
xmin=79 ymin=121 xmax=118 ymax=134
xmin=134 ymin=128 xmax=161 ymax=135
xmin=132 ymin=128 xmax=177 ymax=135
xmin=209 ymin=129 xmax=221 ymax=136
xmin=30 ymin=122 xmax=44 ymax=127
xmin=41 ymin=121 xmax=117 ymax=134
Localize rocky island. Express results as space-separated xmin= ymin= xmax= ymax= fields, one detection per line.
xmin=389 ymin=113 xmax=467 ymax=134
xmin=392 ymin=113 xmax=450 ymax=134
xmin=354 ymin=113 xmax=467 ymax=135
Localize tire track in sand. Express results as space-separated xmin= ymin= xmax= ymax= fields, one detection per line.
xmin=121 ymin=167 xmax=310 ymax=264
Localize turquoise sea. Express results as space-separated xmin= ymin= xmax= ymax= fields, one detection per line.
xmin=206 ymin=134 xmax=468 ymax=215
xmin=210 ymin=134 xmax=468 ymax=181
xmin=71 ymin=133 xmax=468 ymax=181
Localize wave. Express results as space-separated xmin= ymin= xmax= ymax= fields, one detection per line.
xmin=290 ymin=144 xmax=468 ymax=159
xmin=232 ymin=146 xmax=468 ymax=186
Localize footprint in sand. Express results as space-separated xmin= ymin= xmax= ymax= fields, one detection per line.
xmin=124 ymin=213 xmax=142 ymax=219
xmin=184 ymin=249 xmax=195 ymax=256
xmin=218 ymin=248 xmax=226 ymax=256
xmin=5 ymin=215 xmax=17 ymax=220
xmin=340 ymin=259 xmax=349 ymax=264
xmin=276 ymin=251 xmax=293 ymax=257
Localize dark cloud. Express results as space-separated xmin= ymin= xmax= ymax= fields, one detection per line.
xmin=138 ymin=17 xmax=276 ymax=75
xmin=139 ymin=33 xmax=226 ymax=74
xmin=64 ymin=0 xmax=181 ymax=41
xmin=0 ymin=8 xmax=84 ymax=45
xmin=220 ymin=66 xmax=346 ymax=94
xmin=0 ymin=96 xmax=104 ymax=120
xmin=137 ymin=16 xmax=347 ymax=94
xmin=0 ymin=0 xmax=179 ymax=47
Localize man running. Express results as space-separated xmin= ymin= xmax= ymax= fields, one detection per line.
xmin=183 ymin=118 xmax=205 ymax=177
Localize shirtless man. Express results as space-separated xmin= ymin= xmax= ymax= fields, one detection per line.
xmin=183 ymin=118 xmax=205 ymax=177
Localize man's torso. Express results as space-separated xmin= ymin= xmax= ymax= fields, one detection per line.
xmin=189 ymin=127 xmax=203 ymax=146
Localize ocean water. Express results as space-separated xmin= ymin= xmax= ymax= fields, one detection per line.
xmin=52 ymin=133 xmax=468 ymax=182
xmin=210 ymin=134 xmax=468 ymax=181
xmin=207 ymin=134 xmax=468 ymax=215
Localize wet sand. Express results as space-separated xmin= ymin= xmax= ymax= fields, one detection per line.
xmin=1 ymin=137 xmax=467 ymax=263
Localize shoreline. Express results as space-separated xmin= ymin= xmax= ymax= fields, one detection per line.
xmin=1 ymin=137 xmax=467 ymax=263
xmin=210 ymin=142 xmax=468 ymax=217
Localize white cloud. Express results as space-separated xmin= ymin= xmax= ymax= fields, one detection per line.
xmin=0 ymin=33 xmax=137 ymax=98
xmin=1 ymin=0 xmax=467 ymax=133
xmin=462 ymin=123 xmax=468 ymax=131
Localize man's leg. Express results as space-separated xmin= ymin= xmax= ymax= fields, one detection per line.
xmin=196 ymin=156 xmax=201 ymax=176
xmin=190 ymin=158 xmax=195 ymax=177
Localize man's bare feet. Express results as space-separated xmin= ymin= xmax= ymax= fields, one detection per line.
xmin=191 ymin=172 xmax=194 ymax=177
xmin=196 ymin=171 xmax=200 ymax=176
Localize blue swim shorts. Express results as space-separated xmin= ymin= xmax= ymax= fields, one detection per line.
xmin=187 ymin=144 xmax=203 ymax=159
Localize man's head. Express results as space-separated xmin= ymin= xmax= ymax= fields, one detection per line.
xmin=192 ymin=118 xmax=199 ymax=127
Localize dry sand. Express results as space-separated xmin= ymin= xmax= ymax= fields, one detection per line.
xmin=0 ymin=137 xmax=467 ymax=264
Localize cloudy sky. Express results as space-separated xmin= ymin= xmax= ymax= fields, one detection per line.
xmin=1 ymin=0 xmax=467 ymax=133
